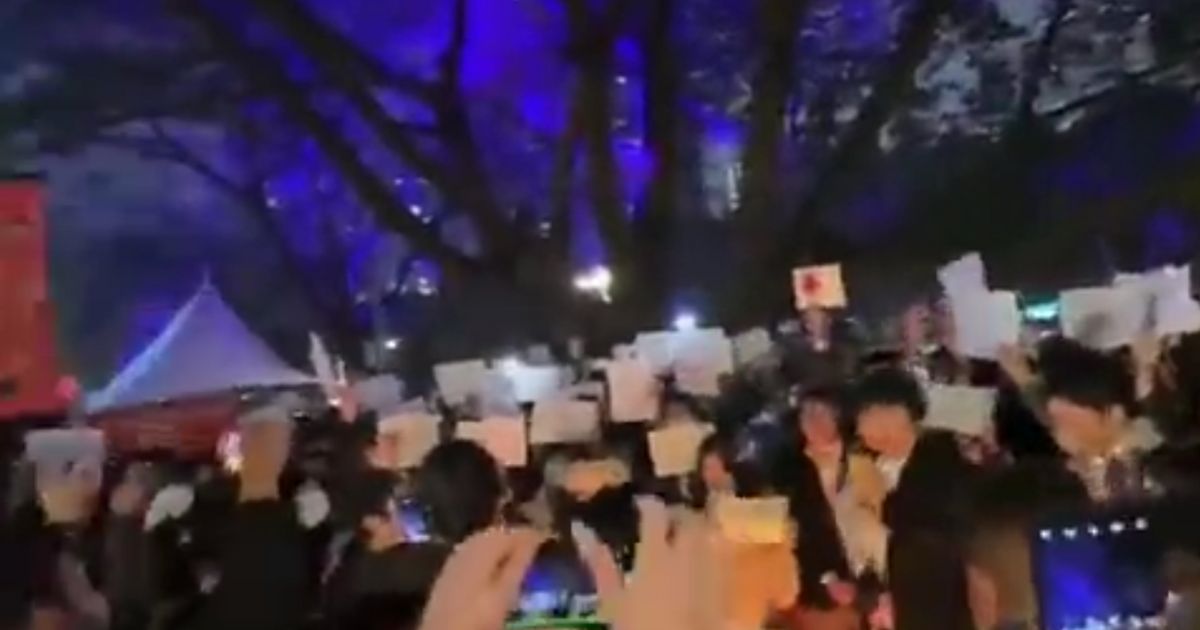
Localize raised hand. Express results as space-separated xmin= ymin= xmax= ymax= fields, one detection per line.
xmin=574 ymin=498 xmax=729 ymax=630
xmin=418 ymin=527 xmax=544 ymax=630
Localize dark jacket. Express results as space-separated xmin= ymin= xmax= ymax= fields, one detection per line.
xmin=326 ymin=542 xmax=451 ymax=624
xmin=884 ymin=430 xmax=978 ymax=630
xmin=185 ymin=499 xmax=310 ymax=630
xmin=775 ymin=447 xmax=853 ymax=609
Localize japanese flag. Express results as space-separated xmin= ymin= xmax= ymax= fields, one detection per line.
xmin=792 ymin=264 xmax=847 ymax=310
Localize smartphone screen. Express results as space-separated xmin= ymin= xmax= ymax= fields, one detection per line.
xmin=506 ymin=540 xmax=601 ymax=628
xmin=1033 ymin=505 xmax=1167 ymax=630
xmin=395 ymin=499 xmax=431 ymax=543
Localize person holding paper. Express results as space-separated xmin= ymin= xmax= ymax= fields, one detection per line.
xmin=853 ymin=368 xmax=978 ymax=630
xmin=776 ymin=387 xmax=886 ymax=630
xmin=780 ymin=307 xmax=860 ymax=391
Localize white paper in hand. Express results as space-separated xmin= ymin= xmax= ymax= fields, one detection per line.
xmin=1061 ymin=286 xmax=1150 ymax=350
xmin=308 ymin=333 xmax=341 ymax=396
xmin=732 ymin=328 xmax=773 ymax=367
xmin=530 ymin=400 xmax=600 ymax=445
xmin=606 ymin=359 xmax=659 ymax=423
xmin=938 ymin=253 xmax=988 ymax=297
xmin=353 ymin=375 xmax=405 ymax=414
xmin=647 ymin=422 xmax=714 ymax=477
xmin=950 ymin=291 xmax=1021 ymax=359
xmin=377 ymin=412 xmax=441 ymax=469
xmin=502 ymin=363 xmax=566 ymax=404
xmin=673 ymin=329 xmax=734 ymax=375
xmin=792 ymin=264 xmax=847 ymax=310
xmin=25 ymin=429 xmax=106 ymax=477
xmin=633 ymin=331 xmax=675 ymax=374
xmin=1148 ymin=266 xmax=1200 ymax=337
xmin=924 ymin=385 xmax=996 ymax=437
xmin=456 ymin=417 xmax=528 ymax=467
xmin=712 ymin=495 xmax=791 ymax=544
xmin=674 ymin=361 xmax=721 ymax=397
xmin=434 ymin=360 xmax=489 ymax=406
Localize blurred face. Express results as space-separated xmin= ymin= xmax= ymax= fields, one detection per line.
xmin=933 ymin=298 xmax=957 ymax=346
xmin=700 ymin=453 xmax=735 ymax=495
xmin=799 ymin=399 xmax=841 ymax=448
xmin=856 ymin=404 xmax=917 ymax=458
xmin=362 ymin=498 xmax=404 ymax=551
xmin=1046 ymin=398 xmax=1125 ymax=458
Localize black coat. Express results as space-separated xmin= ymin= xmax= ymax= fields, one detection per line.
xmin=884 ymin=431 xmax=978 ymax=630
xmin=775 ymin=447 xmax=853 ymax=610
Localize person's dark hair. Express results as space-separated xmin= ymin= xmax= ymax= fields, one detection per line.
xmin=416 ymin=440 xmax=505 ymax=543
xmin=853 ymin=367 xmax=927 ymax=421
xmin=1042 ymin=347 xmax=1134 ymax=415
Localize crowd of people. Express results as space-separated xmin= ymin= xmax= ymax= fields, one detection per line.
xmin=1 ymin=300 xmax=1199 ymax=630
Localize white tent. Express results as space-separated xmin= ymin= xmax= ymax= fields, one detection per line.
xmin=88 ymin=282 xmax=316 ymax=412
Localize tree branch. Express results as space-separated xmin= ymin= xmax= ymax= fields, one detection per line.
xmin=244 ymin=0 xmax=520 ymax=263
xmin=178 ymin=0 xmax=480 ymax=273
xmin=784 ymin=0 xmax=954 ymax=260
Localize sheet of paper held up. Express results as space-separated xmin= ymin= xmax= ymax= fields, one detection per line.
xmin=377 ymin=412 xmax=441 ymax=469
xmin=732 ymin=328 xmax=773 ymax=367
xmin=25 ymin=428 xmax=106 ymax=477
xmin=938 ymin=253 xmax=988 ymax=297
xmin=792 ymin=264 xmax=847 ymax=310
xmin=634 ymin=328 xmax=733 ymax=377
xmin=949 ymin=290 xmax=1021 ymax=359
xmin=500 ymin=362 xmax=566 ymax=404
xmin=647 ymin=422 xmax=714 ymax=477
xmin=455 ymin=416 xmax=528 ymax=468
xmin=712 ymin=495 xmax=791 ymax=545
xmin=434 ymin=359 xmax=489 ymax=406
xmin=530 ymin=399 xmax=600 ymax=445
xmin=1060 ymin=285 xmax=1150 ymax=350
xmin=606 ymin=359 xmax=660 ymax=423
xmin=924 ymin=384 xmax=996 ymax=438
xmin=1129 ymin=266 xmax=1200 ymax=338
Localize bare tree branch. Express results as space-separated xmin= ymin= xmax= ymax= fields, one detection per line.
xmin=178 ymin=0 xmax=480 ymax=273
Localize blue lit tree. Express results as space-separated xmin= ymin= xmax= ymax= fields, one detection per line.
xmin=2 ymin=0 xmax=1198 ymax=375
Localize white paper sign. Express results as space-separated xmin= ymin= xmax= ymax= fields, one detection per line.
xmin=949 ymin=291 xmax=1021 ymax=359
xmin=712 ymin=495 xmax=791 ymax=544
xmin=530 ymin=400 xmax=600 ymax=445
xmin=633 ymin=332 xmax=676 ymax=374
xmin=309 ymin=333 xmax=344 ymax=396
xmin=606 ymin=359 xmax=660 ymax=423
xmin=647 ymin=422 xmax=714 ymax=477
xmin=938 ymin=253 xmax=988 ymax=297
xmin=1061 ymin=286 xmax=1150 ymax=350
xmin=793 ymin=264 xmax=848 ymax=309
xmin=377 ymin=412 xmax=441 ymax=469
xmin=1148 ymin=266 xmax=1200 ymax=337
xmin=732 ymin=328 xmax=773 ymax=367
xmin=25 ymin=429 xmax=106 ymax=477
xmin=353 ymin=375 xmax=405 ymax=414
xmin=502 ymin=364 xmax=566 ymax=404
xmin=434 ymin=360 xmax=490 ymax=406
xmin=924 ymin=385 xmax=996 ymax=437
xmin=674 ymin=361 xmax=721 ymax=397
xmin=456 ymin=417 xmax=528 ymax=467
xmin=635 ymin=328 xmax=734 ymax=377
xmin=673 ymin=329 xmax=734 ymax=376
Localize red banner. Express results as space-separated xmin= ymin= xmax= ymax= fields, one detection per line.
xmin=0 ymin=177 xmax=66 ymax=419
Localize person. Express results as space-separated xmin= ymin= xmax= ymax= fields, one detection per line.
xmin=689 ymin=433 xmax=738 ymax=509
xmin=325 ymin=469 xmax=450 ymax=629
xmin=854 ymin=368 xmax=978 ymax=630
xmin=778 ymin=387 xmax=887 ymax=630
xmin=780 ymin=307 xmax=860 ymax=391
xmin=415 ymin=440 xmax=508 ymax=543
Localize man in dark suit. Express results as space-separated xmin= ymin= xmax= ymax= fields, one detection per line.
xmin=854 ymin=368 xmax=978 ymax=630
